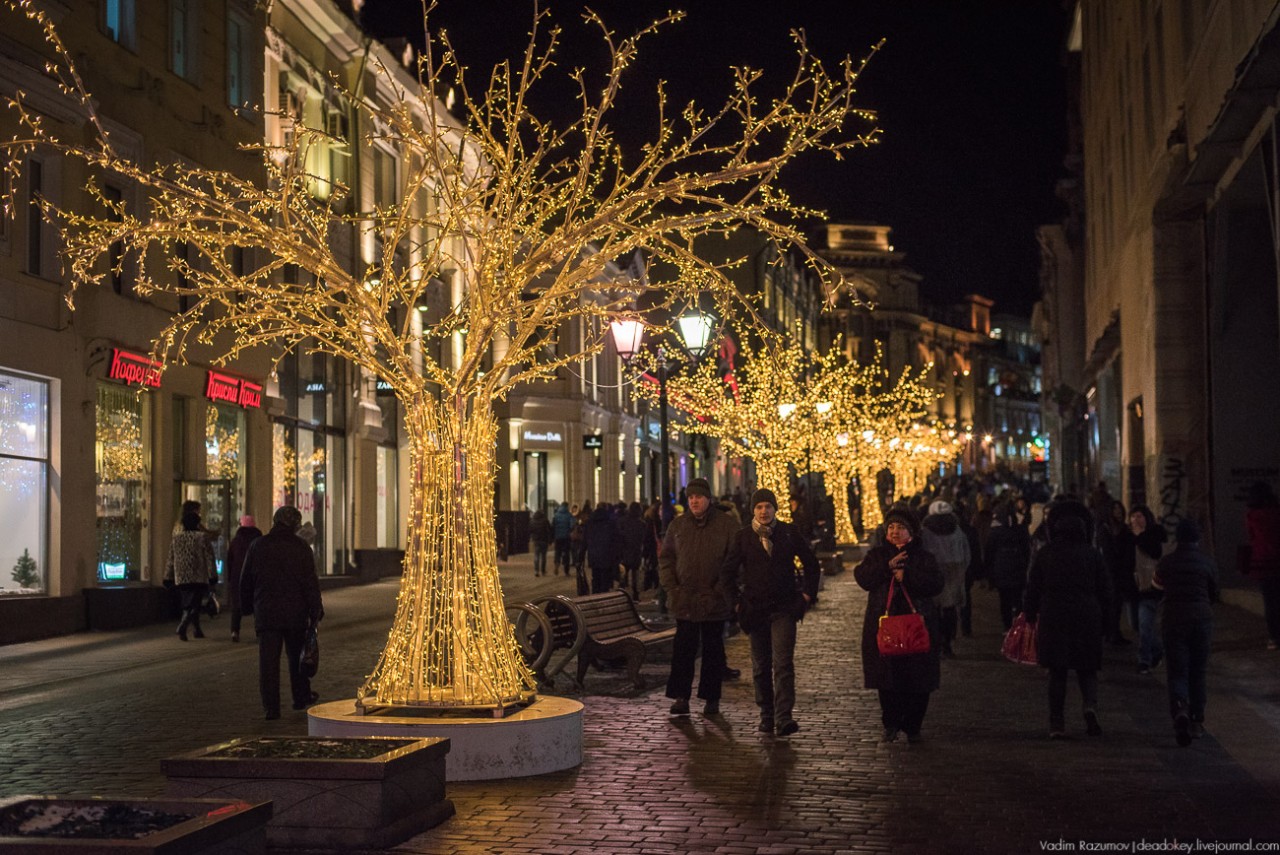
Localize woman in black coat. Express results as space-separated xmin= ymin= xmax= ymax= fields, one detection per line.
xmin=1023 ymin=514 xmax=1112 ymax=738
xmin=855 ymin=504 xmax=945 ymax=744
xmin=584 ymin=504 xmax=619 ymax=594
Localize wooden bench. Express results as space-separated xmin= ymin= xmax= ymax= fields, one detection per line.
xmin=544 ymin=590 xmax=676 ymax=690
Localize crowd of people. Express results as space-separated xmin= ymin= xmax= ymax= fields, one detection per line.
xmin=166 ymin=465 xmax=1277 ymax=744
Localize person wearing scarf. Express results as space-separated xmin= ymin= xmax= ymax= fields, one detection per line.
xmin=855 ymin=503 xmax=945 ymax=744
xmin=724 ymin=488 xmax=821 ymax=736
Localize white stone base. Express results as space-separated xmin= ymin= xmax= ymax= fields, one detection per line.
xmin=308 ymin=696 xmax=584 ymax=782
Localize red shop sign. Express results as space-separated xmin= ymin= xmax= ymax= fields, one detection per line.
xmin=205 ymin=371 xmax=263 ymax=409
xmin=107 ymin=348 xmax=163 ymax=388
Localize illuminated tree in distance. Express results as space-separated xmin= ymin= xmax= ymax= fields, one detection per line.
xmin=2 ymin=3 xmax=880 ymax=709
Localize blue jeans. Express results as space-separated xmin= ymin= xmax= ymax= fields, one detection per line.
xmin=1137 ymin=596 xmax=1164 ymax=667
xmin=1163 ymin=619 xmax=1212 ymax=721
xmin=749 ymin=612 xmax=798 ymax=726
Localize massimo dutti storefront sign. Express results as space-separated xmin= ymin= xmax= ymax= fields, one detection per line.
xmin=521 ymin=424 xmax=564 ymax=449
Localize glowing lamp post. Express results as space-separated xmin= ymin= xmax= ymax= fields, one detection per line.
xmin=611 ymin=312 xmax=715 ymax=522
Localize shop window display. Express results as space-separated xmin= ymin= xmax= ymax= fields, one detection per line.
xmin=95 ymin=383 xmax=150 ymax=581
xmin=0 ymin=371 xmax=48 ymax=595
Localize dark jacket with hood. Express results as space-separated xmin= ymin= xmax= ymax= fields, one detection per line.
xmin=725 ymin=519 xmax=820 ymax=634
xmin=1154 ymin=542 xmax=1218 ymax=628
xmin=240 ymin=524 xmax=324 ymax=632
xmin=986 ymin=515 xmax=1032 ymax=590
xmin=584 ymin=504 xmax=619 ymax=570
xmin=1023 ymin=517 xmax=1111 ymax=670
xmin=855 ymin=536 xmax=945 ymax=692
xmin=226 ymin=524 xmax=263 ymax=610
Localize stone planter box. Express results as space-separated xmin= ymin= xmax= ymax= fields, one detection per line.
xmin=162 ymin=736 xmax=452 ymax=850
xmin=0 ymin=794 xmax=271 ymax=854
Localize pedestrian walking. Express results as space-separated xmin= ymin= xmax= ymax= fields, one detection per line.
xmin=529 ymin=508 xmax=552 ymax=577
xmin=1097 ymin=499 xmax=1135 ymax=645
xmin=855 ymin=503 xmax=944 ymax=744
xmin=617 ymin=502 xmax=648 ymax=600
xmin=584 ymin=502 xmax=619 ymax=594
xmin=724 ymin=488 xmax=820 ymax=736
xmin=1023 ymin=511 xmax=1111 ymax=739
xmin=165 ymin=510 xmax=216 ymax=641
xmin=955 ymin=499 xmax=983 ymax=638
xmin=239 ymin=505 xmax=324 ymax=720
xmin=225 ymin=514 xmax=263 ymax=642
xmin=919 ymin=499 xmax=970 ymax=656
xmin=1243 ymin=480 xmax=1280 ymax=650
xmin=1155 ymin=520 xmax=1218 ymax=746
xmin=658 ymin=477 xmax=740 ymax=717
xmin=552 ymin=502 xmax=575 ymax=576
xmin=1130 ymin=504 xmax=1167 ymax=674
xmin=571 ymin=501 xmax=591 ymax=577
xmin=985 ymin=501 xmax=1032 ymax=630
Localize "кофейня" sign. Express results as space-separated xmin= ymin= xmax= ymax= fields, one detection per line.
xmin=107 ymin=348 xmax=163 ymax=388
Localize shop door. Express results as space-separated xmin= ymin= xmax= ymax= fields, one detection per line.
xmin=179 ymin=479 xmax=232 ymax=577
xmin=523 ymin=451 xmax=548 ymax=513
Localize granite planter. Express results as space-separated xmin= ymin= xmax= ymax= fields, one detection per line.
xmin=162 ymin=736 xmax=452 ymax=850
xmin=0 ymin=794 xmax=271 ymax=854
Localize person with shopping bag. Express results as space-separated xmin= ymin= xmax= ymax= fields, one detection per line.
xmin=855 ymin=504 xmax=944 ymax=744
xmin=1023 ymin=504 xmax=1112 ymax=739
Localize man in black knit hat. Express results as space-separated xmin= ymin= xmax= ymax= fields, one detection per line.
xmin=724 ymin=488 xmax=821 ymax=736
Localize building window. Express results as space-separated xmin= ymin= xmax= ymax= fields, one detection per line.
xmin=170 ymin=0 xmax=198 ymax=82
xmin=206 ymin=402 xmax=246 ymax=520
xmin=376 ymin=445 xmax=397 ymax=548
xmin=0 ymin=370 xmax=49 ymax=595
xmin=226 ymin=11 xmax=251 ymax=110
xmin=274 ymin=350 xmax=348 ymax=574
xmin=103 ymin=0 xmax=137 ymax=50
xmin=96 ymin=383 xmax=151 ymax=582
xmin=25 ymin=159 xmax=43 ymax=277
xmin=104 ymin=184 xmax=128 ymax=294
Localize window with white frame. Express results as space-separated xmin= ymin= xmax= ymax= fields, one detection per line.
xmin=170 ymin=0 xmax=199 ymax=82
xmin=0 ymin=370 xmax=49 ymax=595
xmin=103 ymin=0 xmax=137 ymax=50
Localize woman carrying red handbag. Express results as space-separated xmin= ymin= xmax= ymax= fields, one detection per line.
xmin=855 ymin=504 xmax=945 ymax=744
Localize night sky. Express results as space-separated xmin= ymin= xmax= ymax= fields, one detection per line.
xmin=360 ymin=1 xmax=1070 ymax=316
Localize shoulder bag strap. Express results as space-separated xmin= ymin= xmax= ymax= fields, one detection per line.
xmin=884 ymin=576 xmax=920 ymax=615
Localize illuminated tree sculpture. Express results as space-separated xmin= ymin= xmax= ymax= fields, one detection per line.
xmin=808 ymin=348 xmax=935 ymax=544
xmin=2 ymin=4 xmax=879 ymax=709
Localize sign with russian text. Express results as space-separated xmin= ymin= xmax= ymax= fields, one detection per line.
xmin=205 ymin=371 xmax=263 ymax=409
xmin=107 ymin=348 xmax=162 ymax=388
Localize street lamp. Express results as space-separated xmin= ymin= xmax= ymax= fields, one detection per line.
xmin=610 ymin=311 xmax=715 ymax=522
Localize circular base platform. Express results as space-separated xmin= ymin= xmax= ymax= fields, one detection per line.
xmin=307 ymin=696 xmax=584 ymax=781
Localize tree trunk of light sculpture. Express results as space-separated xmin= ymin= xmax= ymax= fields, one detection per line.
xmin=359 ymin=401 xmax=533 ymax=708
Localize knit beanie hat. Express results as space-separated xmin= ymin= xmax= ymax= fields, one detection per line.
xmin=750 ymin=488 xmax=779 ymax=510
xmin=686 ymin=478 xmax=712 ymax=498
xmin=884 ymin=503 xmax=919 ymax=535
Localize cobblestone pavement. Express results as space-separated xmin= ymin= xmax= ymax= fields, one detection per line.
xmin=1 ymin=552 xmax=1278 ymax=853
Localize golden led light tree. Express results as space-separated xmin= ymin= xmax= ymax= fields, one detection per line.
xmin=2 ymin=3 xmax=880 ymax=709
xmin=807 ymin=348 xmax=935 ymax=544
xmin=658 ymin=332 xmax=862 ymax=523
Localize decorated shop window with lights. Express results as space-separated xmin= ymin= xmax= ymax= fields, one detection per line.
xmin=0 ymin=370 xmax=49 ymax=595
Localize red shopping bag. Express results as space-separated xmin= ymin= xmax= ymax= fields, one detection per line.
xmin=1001 ymin=613 xmax=1038 ymax=665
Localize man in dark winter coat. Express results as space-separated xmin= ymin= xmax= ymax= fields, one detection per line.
xmin=240 ymin=505 xmax=324 ymax=720
xmin=1023 ymin=514 xmax=1112 ymax=739
xmin=985 ymin=502 xmax=1032 ymax=630
xmin=855 ymin=504 xmax=945 ymax=744
xmin=724 ymin=488 xmax=820 ymax=736
xmin=659 ymin=477 xmax=740 ymax=717
xmin=1154 ymin=520 xmax=1218 ymax=746
xmin=617 ymin=502 xmax=649 ymax=599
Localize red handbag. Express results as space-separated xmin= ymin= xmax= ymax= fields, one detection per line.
xmin=877 ymin=578 xmax=931 ymax=657
xmin=1001 ymin=612 xmax=1039 ymax=665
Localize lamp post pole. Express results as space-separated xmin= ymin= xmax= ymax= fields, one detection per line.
xmin=658 ymin=346 xmax=670 ymax=520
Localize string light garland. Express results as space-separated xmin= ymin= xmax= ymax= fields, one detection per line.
xmin=1 ymin=3 xmax=880 ymax=709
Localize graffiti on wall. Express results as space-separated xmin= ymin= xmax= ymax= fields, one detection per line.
xmin=1157 ymin=455 xmax=1188 ymax=535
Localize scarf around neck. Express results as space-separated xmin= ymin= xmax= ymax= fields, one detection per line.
xmin=752 ymin=519 xmax=775 ymax=555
